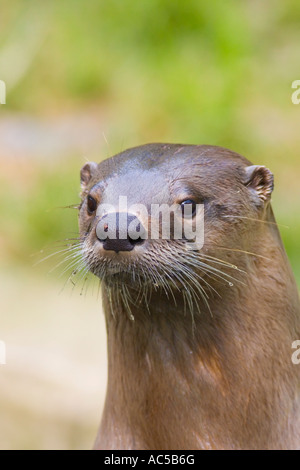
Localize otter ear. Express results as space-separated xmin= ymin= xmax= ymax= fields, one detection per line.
xmin=244 ymin=165 xmax=274 ymax=203
xmin=80 ymin=162 xmax=98 ymax=195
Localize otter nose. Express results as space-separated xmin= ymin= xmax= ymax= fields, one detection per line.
xmin=96 ymin=212 xmax=146 ymax=253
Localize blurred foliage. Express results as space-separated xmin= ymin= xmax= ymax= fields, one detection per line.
xmin=0 ymin=0 xmax=299 ymax=283
xmin=0 ymin=159 xmax=80 ymax=273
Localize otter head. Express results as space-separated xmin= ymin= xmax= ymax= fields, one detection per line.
xmin=78 ymin=144 xmax=274 ymax=314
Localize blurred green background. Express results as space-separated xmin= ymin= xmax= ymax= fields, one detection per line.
xmin=0 ymin=0 xmax=299 ymax=450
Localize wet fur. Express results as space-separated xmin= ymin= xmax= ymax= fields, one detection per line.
xmin=76 ymin=144 xmax=300 ymax=450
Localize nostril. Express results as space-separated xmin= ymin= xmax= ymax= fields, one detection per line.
xmin=128 ymin=235 xmax=144 ymax=246
xmin=127 ymin=219 xmax=146 ymax=246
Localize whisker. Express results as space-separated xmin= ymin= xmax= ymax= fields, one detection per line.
xmin=58 ymin=203 xmax=81 ymax=210
xmin=35 ymin=244 xmax=81 ymax=266
xmin=198 ymin=253 xmax=246 ymax=274
xmin=222 ymin=215 xmax=289 ymax=229
xmin=211 ymin=245 xmax=271 ymax=261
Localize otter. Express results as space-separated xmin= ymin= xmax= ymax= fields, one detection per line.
xmin=77 ymin=143 xmax=300 ymax=450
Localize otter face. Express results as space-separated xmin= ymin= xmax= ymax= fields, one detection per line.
xmin=78 ymin=144 xmax=274 ymax=304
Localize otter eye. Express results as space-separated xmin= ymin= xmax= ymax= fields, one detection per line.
xmin=180 ymin=199 xmax=197 ymax=218
xmin=87 ymin=195 xmax=97 ymax=214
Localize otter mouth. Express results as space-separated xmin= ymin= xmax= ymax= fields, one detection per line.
xmin=82 ymin=248 xmax=152 ymax=287
xmin=92 ymin=260 xmax=160 ymax=289
xmin=105 ymin=269 xmax=147 ymax=285
xmin=78 ymin=237 xmax=245 ymax=318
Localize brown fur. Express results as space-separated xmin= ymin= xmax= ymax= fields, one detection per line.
xmin=78 ymin=144 xmax=300 ymax=450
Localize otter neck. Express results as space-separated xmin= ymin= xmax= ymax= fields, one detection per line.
xmin=96 ymin=238 xmax=300 ymax=450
